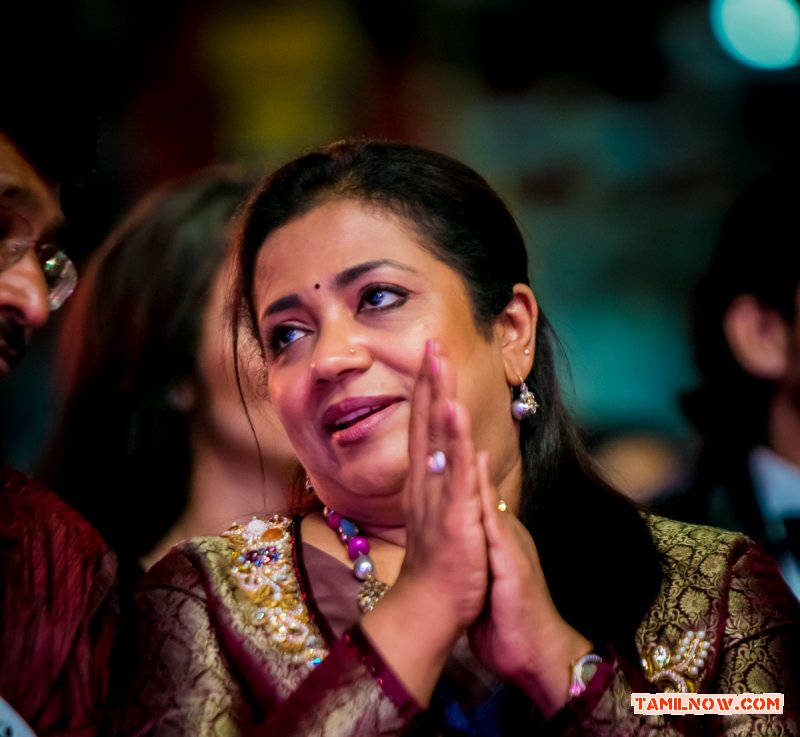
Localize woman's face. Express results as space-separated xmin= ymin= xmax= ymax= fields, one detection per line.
xmin=253 ymin=198 xmax=522 ymax=523
xmin=193 ymin=257 xmax=297 ymax=485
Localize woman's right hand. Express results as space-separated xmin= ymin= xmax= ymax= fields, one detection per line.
xmin=401 ymin=338 xmax=490 ymax=626
xmin=360 ymin=340 xmax=489 ymax=704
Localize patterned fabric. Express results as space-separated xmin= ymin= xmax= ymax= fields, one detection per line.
xmin=0 ymin=464 xmax=118 ymax=737
xmin=118 ymin=521 xmax=411 ymax=737
xmin=117 ymin=514 xmax=800 ymax=736
xmin=550 ymin=516 xmax=800 ymax=736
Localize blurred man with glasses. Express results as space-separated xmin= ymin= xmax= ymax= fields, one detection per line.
xmin=0 ymin=132 xmax=77 ymax=375
xmin=0 ymin=104 xmax=117 ymax=736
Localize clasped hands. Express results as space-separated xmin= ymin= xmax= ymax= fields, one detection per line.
xmin=361 ymin=341 xmax=593 ymax=717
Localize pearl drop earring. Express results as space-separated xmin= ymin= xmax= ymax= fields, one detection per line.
xmin=511 ymin=377 xmax=539 ymax=420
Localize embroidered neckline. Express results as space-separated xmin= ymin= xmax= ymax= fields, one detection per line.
xmin=224 ymin=515 xmax=327 ymax=668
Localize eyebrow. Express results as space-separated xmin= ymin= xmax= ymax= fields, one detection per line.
xmin=334 ymin=259 xmax=417 ymax=289
xmin=264 ymin=293 xmax=303 ymax=317
xmin=262 ymin=259 xmax=418 ymax=318
xmin=0 ymin=177 xmax=33 ymax=209
xmin=0 ymin=180 xmax=65 ymax=241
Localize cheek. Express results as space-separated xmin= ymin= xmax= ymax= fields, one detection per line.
xmin=381 ymin=328 xmax=428 ymax=373
xmin=265 ymin=368 xmax=297 ymax=424
xmin=265 ymin=364 xmax=320 ymax=448
xmin=266 ymin=381 xmax=309 ymax=455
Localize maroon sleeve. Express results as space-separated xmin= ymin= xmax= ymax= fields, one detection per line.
xmin=0 ymin=467 xmax=118 ymax=737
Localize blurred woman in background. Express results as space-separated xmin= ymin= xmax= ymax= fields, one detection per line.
xmin=47 ymin=168 xmax=299 ymax=570
xmin=44 ymin=170 xmax=300 ymax=684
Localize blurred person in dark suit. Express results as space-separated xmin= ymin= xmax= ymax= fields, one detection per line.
xmin=0 ymin=106 xmax=117 ymax=735
xmin=657 ymin=167 xmax=800 ymax=598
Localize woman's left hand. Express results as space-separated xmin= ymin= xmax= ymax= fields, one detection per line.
xmin=468 ymin=453 xmax=594 ymax=718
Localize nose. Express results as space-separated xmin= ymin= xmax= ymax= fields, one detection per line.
xmin=310 ymin=317 xmax=371 ymax=382
xmin=0 ymin=249 xmax=50 ymax=328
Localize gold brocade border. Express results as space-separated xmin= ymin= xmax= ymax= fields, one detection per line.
xmin=224 ymin=515 xmax=327 ymax=668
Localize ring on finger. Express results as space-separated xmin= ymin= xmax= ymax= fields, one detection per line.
xmin=426 ymin=450 xmax=447 ymax=474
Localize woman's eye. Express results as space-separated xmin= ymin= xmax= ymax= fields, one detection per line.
xmin=359 ymin=285 xmax=408 ymax=311
xmin=268 ymin=325 xmax=307 ymax=354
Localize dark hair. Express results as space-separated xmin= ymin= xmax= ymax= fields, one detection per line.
xmin=234 ymin=138 xmax=662 ymax=654
xmin=0 ymin=76 xmax=97 ymax=190
xmin=682 ymin=167 xmax=800 ymax=459
xmin=45 ymin=168 xmax=253 ymax=560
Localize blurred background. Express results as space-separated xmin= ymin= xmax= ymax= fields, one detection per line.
xmin=4 ymin=0 xmax=800 ymax=500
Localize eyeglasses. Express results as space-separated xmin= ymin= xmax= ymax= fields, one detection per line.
xmin=0 ymin=237 xmax=78 ymax=311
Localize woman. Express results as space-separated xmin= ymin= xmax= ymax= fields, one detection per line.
xmin=44 ymin=169 xmax=301 ymax=712
xmin=47 ymin=168 xmax=299 ymax=572
xmin=120 ymin=140 xmax=799 ymax=735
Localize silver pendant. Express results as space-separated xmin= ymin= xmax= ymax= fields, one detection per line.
xmin=357 ymin=576 xmax=391 ymax=613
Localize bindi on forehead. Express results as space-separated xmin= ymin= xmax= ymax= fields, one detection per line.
xmin=314 ymin=283 xmax=320 ymax=290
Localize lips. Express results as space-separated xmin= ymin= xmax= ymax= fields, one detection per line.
xmin=321 ymin=395 xmax=403 ymax=443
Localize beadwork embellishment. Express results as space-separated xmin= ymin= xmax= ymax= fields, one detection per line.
xmin=641 ymin=629 xmax=712 ymax=693
xmin=225 ymin=515 xmax=326 ymax=668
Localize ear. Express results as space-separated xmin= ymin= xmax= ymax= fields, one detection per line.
xmin=496 ymin=283 xmax=538 ymax=385
xmin=723 ymin=294 xmax=788 ymax=380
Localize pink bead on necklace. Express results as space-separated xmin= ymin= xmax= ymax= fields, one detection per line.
xmin=324 ymin=506 xmax=390 ymax=613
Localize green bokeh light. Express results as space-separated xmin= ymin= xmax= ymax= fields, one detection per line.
xmin=710 ymin=0 xmax=800 ymax=69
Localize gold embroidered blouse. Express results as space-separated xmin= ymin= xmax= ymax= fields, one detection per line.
xmin=117 ymin=514 xmax=800 ymax=736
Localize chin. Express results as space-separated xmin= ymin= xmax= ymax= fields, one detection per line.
xmin=323 ymin=457 xmax=407 ymax=515
xmin=348 ymin=459 xmax=407 ymax=498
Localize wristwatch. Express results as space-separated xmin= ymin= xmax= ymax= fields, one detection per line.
xmin=569 ymin=652 xmax=603 ymax=699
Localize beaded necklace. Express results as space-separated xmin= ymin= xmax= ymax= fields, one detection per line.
xmin=324 ymin=506 xmax=391 ymax=612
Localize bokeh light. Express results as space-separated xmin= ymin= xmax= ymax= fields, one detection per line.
xmin=710 ymin=0 xmax=800 ymax=70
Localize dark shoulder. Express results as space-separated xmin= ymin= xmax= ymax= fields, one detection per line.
xmin=139 ymin=534 xmax=231 ymax=596
xmin=644 ymin=512 xmax=795 ymax=612
xmin=646 ymin=513 xmax=748 ymax=562
xmin=0 ymin=463 xmax=110 ymax=558
xmin=642 ymin=514 xmax=750 ymax=613
xmin=138 ymin=516 xmax=299 ymax=608
xmin=643 ymin=513 xmax=800 ymax=644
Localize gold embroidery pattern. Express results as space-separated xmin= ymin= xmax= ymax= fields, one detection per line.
xmin=638 ymin=516 xmax=800 ymax=710
xmin=560 ymin=516 xmax=799 ymax=735
xmin=224 ymin=515 xmax=326 ymax=668
xmin=635 ymin=516 xmax=736 ymax=693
